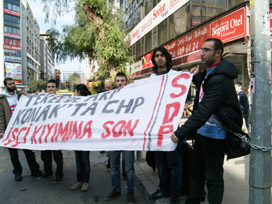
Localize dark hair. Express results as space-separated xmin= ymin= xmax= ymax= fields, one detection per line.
xmin=204 ymin=38 xmax=224 ymax=58
xmin=47 ymin=79 xmax=57 ymax=86
xmin=151 ymin=46 xmax=172 ymax=74
xmin=115 ymin=72 xmax=128 ymax=81
xmin=4 ymin=78 xmax=13 ymax=86
xmin=75 ymin=84 xmax=91 ymax=96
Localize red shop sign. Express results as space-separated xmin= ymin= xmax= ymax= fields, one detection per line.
xmin=210 ymin=6 xmax=246 ymax=43
xmin=142 ymin=5 xmax=247 ymax=69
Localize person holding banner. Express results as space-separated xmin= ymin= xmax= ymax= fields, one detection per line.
xmin=104 ymin=72 xmax=136 ymax=204
xmin=0 ymin=78 xmax=43 ymax=182
xmin=70 ymin=84 xmax=91 ymax=192
xmin=38 ymin=79 xmax=64 ymax=184
xmin=171 ymin=38 xmax=243 ymax=204
xmin=148 ymin=47 xmax=182 ymax=204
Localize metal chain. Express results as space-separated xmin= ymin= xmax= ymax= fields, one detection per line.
xmin=207 ymin=120 xmax=272 ymax=152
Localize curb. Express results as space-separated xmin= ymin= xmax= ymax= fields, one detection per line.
xmin=134 ymin=161 xmax=171 ymax=204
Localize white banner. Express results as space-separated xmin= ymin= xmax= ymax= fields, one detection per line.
xmin=0 ymin=72 xmax=192 ymax=151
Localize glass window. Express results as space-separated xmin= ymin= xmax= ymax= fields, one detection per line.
xmin=228 ymin=0 xmax=244 ymax=8
xmin=144 ymin=0 xmax=153 ymax=16
xmin=145 ymin=31 xmax=152 ymax=52
xmin=152 ymin=28 xmax=158 ymax=49
xmin=169 ymin=14 xmax=175 ymax=40
xmin=133 ymin=6 xmax=141 ymax=27
xmin=136 ymin=40 xmax=141 ymax=57
xmin=158 ymin=19 xmax=167 ymax=45
xmin=174 ymin=3 xmax=190 ymax=34
xmin=127 ymin=17 xmax=133 ymax=32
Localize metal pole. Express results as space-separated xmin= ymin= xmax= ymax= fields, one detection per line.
xmin=249 ymin=0 xmax=271 ymax=203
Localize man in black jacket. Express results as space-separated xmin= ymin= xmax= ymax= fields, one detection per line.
xmin=171 ymin=38 xmax=243 ymax=204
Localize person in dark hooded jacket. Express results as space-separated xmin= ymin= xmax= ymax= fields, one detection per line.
xmin=171 ymin=38 xmax=243 ymax=204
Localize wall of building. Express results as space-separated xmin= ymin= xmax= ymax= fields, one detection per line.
xmin=2 ymin=0 xmax=23 ymax=90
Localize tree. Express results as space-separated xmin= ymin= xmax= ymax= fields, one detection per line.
xmin=65 ymin=72 xmax=81 ymax=91
xmin=45 ymin=0 xmax=132 ymax=78
xmin=28 ymin=79 xmax=46 ymax=92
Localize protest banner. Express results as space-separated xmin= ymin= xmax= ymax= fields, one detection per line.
xmin=0 ymin=71 xmax=192 ymax=151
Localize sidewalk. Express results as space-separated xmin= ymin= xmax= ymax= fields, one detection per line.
xmin=134 ymin=154 xmax=250 ymax=204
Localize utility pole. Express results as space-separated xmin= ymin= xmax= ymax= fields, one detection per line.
xmin=249 ymin=0 xmax=271 ymax=203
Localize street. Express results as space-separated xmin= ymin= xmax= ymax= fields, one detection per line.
xmin=0 ymin=148 xmax=149 ymax=204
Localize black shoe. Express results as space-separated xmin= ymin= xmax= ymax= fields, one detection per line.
xmin=15 ymin=174 xmax=22 ymax=182
xmin=31 ymin=171 xmax=43 ymax=177
xmin=37 ymin=173 xmax=53 ymax=179
xmin=104 ymin=189 xmax=121 ymax=201
xmin=127 ymin=192 xmax=135 ymax=204
xmin=171 ymin=197 xmax=179 ymax=204
xmin=53 ymin=177 xmax=63 ymax=184
xmin=148 ymin=190 xmax=169 ymax=200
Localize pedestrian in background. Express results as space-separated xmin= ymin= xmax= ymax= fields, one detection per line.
xmin=234 ymin=81 xmax=249 ymax=128
xmin=70 ymin=84 xmax=91 ymax=192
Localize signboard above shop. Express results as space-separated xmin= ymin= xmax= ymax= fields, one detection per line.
xmin=140 ymin=5 xmax=249 ymax=71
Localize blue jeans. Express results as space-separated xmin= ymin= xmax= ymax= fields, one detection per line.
xmin=75 ymin=151 xmax=90 ymax=183
xmin=155 ymin=142 xmax=182 ymax=198
xmin=109 ymin=151 xmax=135 ymax=193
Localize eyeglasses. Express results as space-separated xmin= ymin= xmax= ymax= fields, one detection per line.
xmin=200 ymin=48 xmax=218 ymax=53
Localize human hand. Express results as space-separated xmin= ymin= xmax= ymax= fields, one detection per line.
xmin=171 ymin=133 xmax=179 ymax=143
xmin=0 ymin=133 xmax=4 ymax=138
xmin=190 ymin=65 xmax=199 ymax=75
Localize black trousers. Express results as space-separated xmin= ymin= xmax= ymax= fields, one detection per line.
xmin=41 ymin=150 xmax=63 ymax=179
xmin=8 ymin=148 xmax=41 ymax=176
xmin=185 ymin=134 xmax=226 ymax=204
xmin=155 ymin=142 xmax=182 ymax=198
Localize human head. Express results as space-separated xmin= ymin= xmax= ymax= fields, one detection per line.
xmin=115 ymin=72 xmax=127 ymax=88
xmin=200 ymin=38 xmax=224 ymax=66
xmin=104 ymin=80 xmax=113 ymax=91
xmin=4 ymin=78 xmax=16 ymax=92
xmin=151 ymin=46 xmax=172 ymax=73
xmin=234 ymin=81 xmax=242 ymax=93
xmin=74 ymin=84 xmax=91 ymax=96
xmin=46 ymin=79 xmax=57 ymax=94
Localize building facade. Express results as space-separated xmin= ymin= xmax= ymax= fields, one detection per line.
xmin=21 ymin=0 xmax=40 ymax=86
xmin=40 ymin=33 xmax=55 ymax=82
xmin=1 ymin=0 xmax=44 ymax=91
xmin=1 ymin=0 xmax=23 ymax=90
xmin=123 ymin=0 xmax=272 ymax=90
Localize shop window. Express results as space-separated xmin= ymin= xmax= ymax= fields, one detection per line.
xmin=144 ymin=0 xmax=153 ymax=16
xmin=169 ymin=14 xmax=175 ymax=40
xmin=145 ymin=31 xmax=152 ymax=52
xmin=152 ymin=28 xmax=158 ymax=49
xmin=174 ymin=4 xmax=190 ymax=36
xmin=136 ymin=40 xmax=141 ymax=57
xmin=158 ymin=19 xmax=167 ymax=45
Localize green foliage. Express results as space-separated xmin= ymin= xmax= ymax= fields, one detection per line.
xmin=65 ymin=72 xmax=81 ymax=91
xmin=44 ymin=0 xmax=132 ymax=79
xmin=28 ymin=79 xmax=46 ymax=92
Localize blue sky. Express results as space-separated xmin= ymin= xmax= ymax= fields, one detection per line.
xmin=28 ymin=0 xmax=84 ymax=72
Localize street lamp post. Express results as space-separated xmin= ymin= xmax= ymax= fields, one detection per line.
xmin=249 ymin=0 xmax=271 ymax=203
